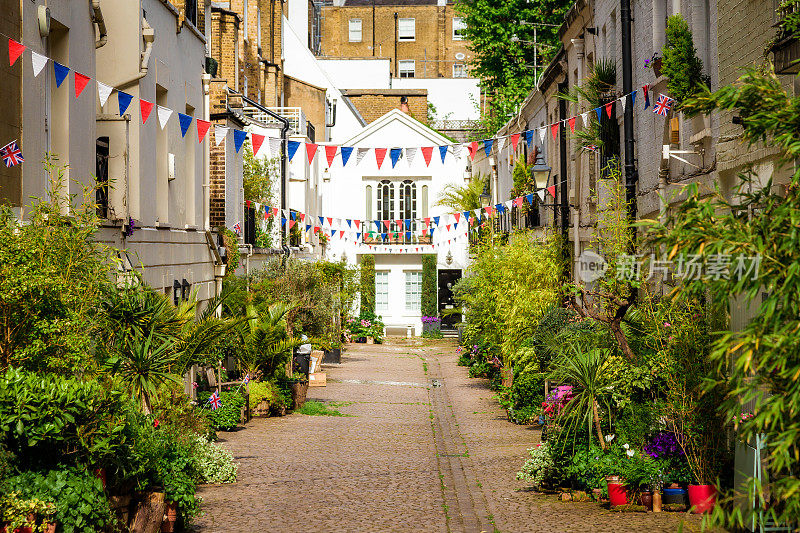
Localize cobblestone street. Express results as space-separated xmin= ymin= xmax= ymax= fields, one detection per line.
xmin=194 ymin=340 xmax=705 ymax=533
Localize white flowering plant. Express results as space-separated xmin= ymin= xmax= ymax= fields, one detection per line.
xmin=516 ymin=442 xmax=557 ymax=487
xmin=191 ymin=435 xmax=239 ymax=484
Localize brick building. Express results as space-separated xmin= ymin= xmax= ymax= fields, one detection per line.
xmin=341 ymin=88 xmax=428 ymax=124
xmin=319 ymin=0 xmax=471 ymax=80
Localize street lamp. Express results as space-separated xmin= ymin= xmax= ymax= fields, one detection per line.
xmin=531 ymin=152 xmax=552 ymax=190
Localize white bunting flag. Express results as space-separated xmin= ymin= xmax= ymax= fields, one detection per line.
xmin=619 ymin=95 xmax=627 ymax=113
xmin=157 ymin=106 xmax=173 ymax=129
xmin=31 ymin=51 xmax=48 ymax=78
xmin=214 ymin=125 xmax=229 ymax=146
xmin=405 ymin=147 xmax=417 ymax=166
xmin=474 ymin=208 xmax=482 ymax=219
xmin=97 ymin=82 xmax=114 ymax=107
xmin=538 ymin=127 xmax=546 ymax=144
xmin=505 ymin=199 xmax=513 ymax=210
xmin=497 ymin=137 xmax=506 ymax=153
xmin=269 ymin=137 xmax=282 ymax=157
xmin=581 ymin=112 xmax=590 ymax=128
xmin=537 ymin=190 xmax=546 ymax=202
xmin=356 ymin=147 xmax=370 ymax=166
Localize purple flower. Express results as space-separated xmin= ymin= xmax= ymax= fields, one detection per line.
xmin=644 ymin=432 xmax=684 ymax=458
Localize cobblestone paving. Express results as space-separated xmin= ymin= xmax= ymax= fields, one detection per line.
xmin=194 ymin=339 xmax=707 ymax=533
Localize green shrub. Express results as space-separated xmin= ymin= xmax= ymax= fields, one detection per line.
xmin=248 ymin=380 xmax=279 ymax=409
xmin=3 ymin=467 xmax=113 ymax=533
xmin=359 ymin=255 xmax=375 ymax=314
xmin=421 ymin=255 xmax=438 ymax=317
xmin=662 ymin=14 xmax=707 ymax=104
xmin=197 ymin=391 xmax=246 ymax=431
xmin=190 ymin=435 xmax=238 ymax=484
xmin=517 ymin=442 xmax=557 ymax=487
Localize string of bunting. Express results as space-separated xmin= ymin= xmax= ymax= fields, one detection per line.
xmin=5 ymin=37 xmax=674 ymax=167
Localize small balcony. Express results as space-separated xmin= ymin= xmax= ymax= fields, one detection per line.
xmin=772 ymin=2 xmax=800 ymax=74
xmin=360 ymin=222 xmax=433 ymax=246
xmin=241 ymin=105 xmax=309 ymax=137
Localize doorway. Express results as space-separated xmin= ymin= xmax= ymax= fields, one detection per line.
xmin=438 ymin=269 xmax=462 ymax=330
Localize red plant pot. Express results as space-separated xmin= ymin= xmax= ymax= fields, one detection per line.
xmin=687 ymin=484 xmax=717 ymax=513
xmin=607 ymin=483 xmax=628 ymax=507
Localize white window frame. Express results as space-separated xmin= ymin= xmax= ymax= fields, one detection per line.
xmin=349 ymin=18 xmax=362 ymax=42
xmin=452 ymin=17 xmax=466 ymax=40
xmin=398 ymin=59 xmax=416 ymax=78
xmin=398 ymin=18 xmax=416 ymax=41
xmin=376 ymin=271 xmax=390 ymax=313
xmin=453 ymin=63 xmax=467 ymax=78
xmin=405 ymin=271 xmax=422 ymax=313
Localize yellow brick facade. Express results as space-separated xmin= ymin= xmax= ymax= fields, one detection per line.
xmin=341 ymin=89 xmax=428 ymax=125
xmin=320 ymin=1 xmax=471 ymax=79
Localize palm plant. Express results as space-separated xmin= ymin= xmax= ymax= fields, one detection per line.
xmin=558 ymin=59 xmax=617 ymax=155
xmin=117 ymin=328 xmax=180 ymax=414
xmin=436 ymin=175 xmax=489 ymax=212
xmin=549 ymin=344 xmax=613 ymax=450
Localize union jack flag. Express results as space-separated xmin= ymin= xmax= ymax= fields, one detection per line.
xmin=1 ymin=141 xmax=24 ymax=167
xmin=242 ymin=374 xmax=250 ymax=386
xmin=208 ymin=390 xmax=222 ymax=410
xmin=232 ymin=222 xmax=242 ymax=236
xmin=653 ymin=94 xmax=673 ymax=116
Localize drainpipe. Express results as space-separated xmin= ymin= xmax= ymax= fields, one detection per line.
xmin=621 ymin=0 xmax=637 ymax=225
xmin=113 ymin=17 xmax=155 ymax=89
xmin=239 ymin=94 xmax=290 ymax=243
xmin=573 ymin=38 xmax=584 ymax=281
xmin=91 ymin=0 xmax=108 ymax=49
xmin=202 ymin=73 xmax=211 ymax=231
xmin=393 ymin=12 xmax=398 ymax=84
xmin=372 ymin=0 xmax=376 ymax=57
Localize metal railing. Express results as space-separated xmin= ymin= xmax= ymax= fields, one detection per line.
xmin=241 ymin=105 xmax=308 ymax=136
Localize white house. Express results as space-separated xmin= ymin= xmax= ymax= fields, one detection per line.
xmin=323 ymin=108 xmax=471 ymax=335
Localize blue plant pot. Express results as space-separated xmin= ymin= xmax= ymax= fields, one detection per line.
xmin=663 ymin=487 xmax=688 ymax=506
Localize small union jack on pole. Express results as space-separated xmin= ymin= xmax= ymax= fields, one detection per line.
xmin=208 ymin=390 xmax=222 ymax=410
xmin=1 ymin=140 xmax=24 ymax=167
xmin=653 ymin=94 xmax=673 ymax=117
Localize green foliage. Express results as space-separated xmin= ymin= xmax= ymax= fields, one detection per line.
xmin=662 ymin=15 xmax=707 ymax=105
xmin=219 ymin=226 xmax=241 ymax=274
xmin=294 ymin=400 xmax=350 ymax=417
xmin=645 ymin=65 xmax=800 ymax=526
xmin=421 ymin=255 xmax=438 ymax=317
xmin=248 ymin=380 xmax=280 ymax=409
xmin=0 ymin=166 xmax=112 ymax=373
xmin=0 ymin=492 xmax=56 ymax=532
xmin=509 ymin=371 xmax=546 ymax=424
xmin=198 ymin=391 xmax=246 ymax=431
xmin=454 ymin=0 xmax=572 ymax=136
xmin=557 ymin=443 xmax=622 ymax=491
xmin=516 ymin=443 xmax=557 ymax=487
xmin=2 ymin=468 xmax=113 ymax=533
xmin=436 ymin=175 xmax=488 ymax=213
xmin=360 ymin=255 xmax=376 ymax=314
xmin=559 ymin=60 xmax=618 ymax=156
xmin=243 ymin=143 xmax=277 ymax=204
xmin=190 ymin=434 xmax=238 ymax=484
xmin=0 ymin=368 xmax=130 ymax=471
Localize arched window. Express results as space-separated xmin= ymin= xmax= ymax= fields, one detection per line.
xmin=377 ymin=180 xmax=394 ymax=221
xmin=399 ymin=179 xmax=417 ymax=221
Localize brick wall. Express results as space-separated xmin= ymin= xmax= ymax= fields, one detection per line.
xmin=341 ymin=89 xmax=428 ymax=124
xmin=284 ymin=76 xmax=327 ymax=134
xmin=320 ymin=2 xmax=471 ymax=79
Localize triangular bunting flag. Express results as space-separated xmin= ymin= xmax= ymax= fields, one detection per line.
xmin=421 ymin=146 xmax=433 ymax=166
xmin=511 ymin=133 xmax=520 ymax=150
xmin=525 ymin=193 xmax=534 ymax=204
xmin=249 ymin=132 xmax=264 ymax=155
xmin=439 ymin=145 xmax=448 ymax=163
xmin=269 ymin=137 xmax=282 ymax=158
xmin=375 ymin=148 xmax=387 ymax=168
xmin=356 ymin=147 xmax=370 ymax=166
xmin=568 ymin=117 xmax=576 ymax=133
xmin=483 ymin=139 xmax=494 ymax=157
xmin=140 ymin=99 xmax=154 ymax=124
xmin=468 ymin=141 xmax=478 ymax=161
xmin=433 ymin=216 xmax=440 ymax=226
xmin=73 ymin=72 xmax=91 ymax=99
xmin=341 ymin=146 xmax=353 ymax=166
xmin=537 ymin=190 xmax=546 ymax=202
xmin=406 ymin=147 xmax=417 ymax=166
xmin=8 ymin=38 xmax=25 ymax=66
xmin=234 ymin=129 xmax=248 ymax=153
xmin=157 ymin=106 xmax=173 ymax=129
xmin=642 ymin=85 xmax=650 ymax=109
xmin=31 ymin=51 xmax=48 ymax=77
xmin=288 ymin=140 xmax=301 ymax=161
xmin=390 ymin=148 xmax=402 ymax=168
xmin=196 ymin=119 xmax=211 ymax=143
xmin=631 ymin=90 xmax=637 ymax=108
xmin=547 ymin=185 xmax=556 ymax=198
xmin=306 ymin=143 xmax=318 ymax=164
xmin=497 ymin=137 xmax=506 ymax=153
xmin=605 ymin=101 xmax=614 ymax=118
xmin=581 ymin=112 xmax=590 ymax=128
xmin=595 ymin=107 xmax=603 ymax=122
xmin=214 ymin=125 xmax=229 ymax=146
xmin=53 ymin=62 xmax=69 ymax=88
xmin=619 ymin=95 xmax=626 ymax=112
xmin=538 ymin=127 xmax=546 ymax=144
xmin=325 ymin=145 xmax=338 ymax=166
xmin=523 ymin=130 xmax=533 ymax=147
xmin=118 ymin=91 xmax=134 ymax=116
xmin=551 ymin=122 xmax=559 ymax=141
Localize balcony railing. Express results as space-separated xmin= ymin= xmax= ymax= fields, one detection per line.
xmin=360 ymin=221 xmax=432 ymax=245
xmin=772 ymin=2 xmax=800 ymax=74
xmin=241 ymin=105 xmax=308 ymax=137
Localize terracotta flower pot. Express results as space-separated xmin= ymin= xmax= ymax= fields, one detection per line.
xmin=45 ymin=523 xmax=57 ymax=533
xmin=639 ymin=490 xmax=653 ymax=511
xmin=688 ymin=484 xmax=717 ymax=513
xmin=161 ymin=501 xmax=178 ymax=533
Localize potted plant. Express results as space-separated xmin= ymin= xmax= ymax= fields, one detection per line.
xmin=0 ymin=494 xmax=56 ymax=533
xmin=160 ymin=501 xmax=178 ymax=533
xmin=616 ymin=446 xmax=661 ymax=509
xmin=644 ymin=52 xmax=662 ymax=77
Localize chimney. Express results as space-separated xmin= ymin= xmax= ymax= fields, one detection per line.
xmin=399 ymin=95 xmax=409 ymax=114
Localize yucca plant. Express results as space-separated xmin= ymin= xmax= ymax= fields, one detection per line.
xmin=436 ymin=175 xmax=489 ymax=212
xmin=116 ymin=328 xmax=180 ymax=414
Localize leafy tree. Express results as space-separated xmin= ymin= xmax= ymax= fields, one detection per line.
xmin=644 ymin=65 xmax=800 ymax=528
xmin=455 ymin=0 xmax=571 ymax=137
xmin=662 ymin=15 xmax=708 ymax=105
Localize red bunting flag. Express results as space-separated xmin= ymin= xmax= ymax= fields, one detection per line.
xmin=421 ymin=146 xmax=433 ymax=166
xmin=140 ymin=99 xmax=154 ymax=124
xmin=384 ymin=220 xmax=391 ymax=230
xmin=306 ymin=143 xmax=318 ymax=164
xmin=289 ymin=220 xmax=296 ymax=229
xmin=395 ymin=219 xmax=402 ymax=228
xmin=327 ymin=217 xmax=333 ymax=226
xmin=468 ymin=141 xmax=479 ymax=161
xmin=485 ymin=205 xmax=495 ymax=217
xmin=375 ymin=148 xmax=387 ymax=168
xmin=251 ymin=133 xmax=265 ymax=156
xmin=314 ymin=226 xmax=320 ymax=234
xmin=511 ymin=133 xmax=520 ymax=150
xmin=264 ymin=211 xmax=269 ymax=220
xmin=272 ymin=207 xmax=279 ymax=216
xmin=605 ymin=101 xmax=614 ymax=118
xmin=354 ymin=219 xmax=360 ymax=227
xmin=551 ymin=122 xmax=559 ymax=141
xmin=547 ymin=185 xmax=556 ymax=198
xmin=469 ymin=216 xmax=475 ymax=225
xmin=74 ymin=72 xmax=91 ymax=98
xmin=454 ymin=212 xmax=461 ymax=223
xmin=446 ymin=224 xmax=451 ymax=231
xmin=422 ymin=229 xmax=428 ymax=236
xmin=339 ymin=230 xmax=345 ymax=238
xmin=8 ymin=38 xmax=24 ymax=66
xmin=196 ymin=119 xmax=211 ymax=143
xmin=325 ymin=145 xmax=337 ymax=166
xmin=513 ymin=197 xmax=524 ymax=207
xmin=568 ymin=117 xmax=576 ymax=133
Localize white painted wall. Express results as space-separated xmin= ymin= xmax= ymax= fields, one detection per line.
xmin=393 ymin=78 xmax=481 ymax=121
xmin=322 ymin=109 xmax=471 ymax=334
xmin=317 ymin=59 xmax=392 ymax=89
